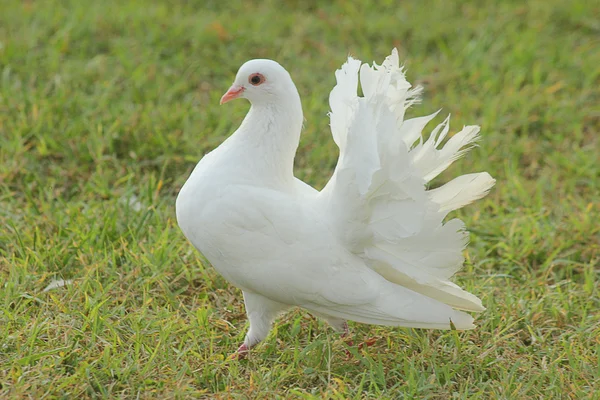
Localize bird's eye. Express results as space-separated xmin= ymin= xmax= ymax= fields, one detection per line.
xmin=249 ymin=73 xmax=265 ymax=86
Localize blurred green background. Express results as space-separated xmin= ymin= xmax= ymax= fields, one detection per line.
xmin=1 ymin=0 xmax=598 ymax=398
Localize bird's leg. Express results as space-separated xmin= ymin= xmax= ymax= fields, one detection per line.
xmin=313 ymin=313 xmax=354 ymax=351
xmin=317 ymin=316 xmax=379 ymax=358
xmin=327 ymin=319 xmax=352 ymax=343
xmin=337 ymin=321 xmax=358 ymax=359
xmin=314 ymin=313 xmax=347 ymax=334
xmin=323 ymin=318 xmax=357 ymax=359
xmin=341 ymin=321 xmax=350 ymax=338
xmin=230 ymin=291 xmax=289 ymax=360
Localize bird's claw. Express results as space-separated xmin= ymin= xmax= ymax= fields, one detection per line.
xmin=343 ymin=336 xmax=378 ymax=360
xmin=229 ymin=343 xmax=249 ymax=360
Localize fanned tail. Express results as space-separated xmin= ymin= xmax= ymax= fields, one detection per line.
xmin=320 ymin=49 xmax=495 ymax=317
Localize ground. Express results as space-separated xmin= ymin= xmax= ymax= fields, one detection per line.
xmin=0 ymin=0 xmax=598 ymax=398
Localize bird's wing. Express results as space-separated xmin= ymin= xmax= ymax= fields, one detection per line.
xmin=317 ymin=49 xmax=495 ymax=312
xmin=199 ymin=184 xmax=474 ymax=330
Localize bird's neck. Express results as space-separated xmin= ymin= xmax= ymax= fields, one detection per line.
xmin=229 ymin=95 xmax=303 ymax=188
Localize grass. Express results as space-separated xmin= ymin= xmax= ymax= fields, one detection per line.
xmin=1 ymin=0 xmax=598 ymax=398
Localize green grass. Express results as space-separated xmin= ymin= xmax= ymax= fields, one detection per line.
xmin=1 ymin=0 xmax=599 ymax=398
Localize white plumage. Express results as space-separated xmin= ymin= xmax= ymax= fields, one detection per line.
xmin=176 ymin=49 xmax=495 ymax=356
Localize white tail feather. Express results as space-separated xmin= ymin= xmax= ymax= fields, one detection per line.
xmin=412 ymin=122 xmax=482 ymax=182
xmin=328 ymin=57 xmax=361 ymax=152
xmin=397 ymin=111 xmax=441 ymax=149
xmin=320 ymin=49 xmax=494 ymax=324
xmin=310 ymin=276 xmax=477 ymax=330
xmin=429 ymin=172 xmax=496 ymax=214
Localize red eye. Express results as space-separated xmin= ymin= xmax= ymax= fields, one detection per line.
xmin=249 ymin=73 xmax=265 ymax=86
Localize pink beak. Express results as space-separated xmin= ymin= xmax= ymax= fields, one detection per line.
xmin=220 ymin=85 xmax=245 ymax=105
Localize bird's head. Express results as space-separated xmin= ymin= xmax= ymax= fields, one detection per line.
xmin=220 ymin=59 xmax=296 ymax=106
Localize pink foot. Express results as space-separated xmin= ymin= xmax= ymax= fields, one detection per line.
xmin=358 ymin=337 xmax=378 ymax=350
xmin=341 ymin=322 xmax=350 ymax=337
xmin=341 ymin=322 xmax=354 ymax=346
xmin=343 ymin=334 xmax=378 ymax=360
xmin=229 ymin=343 xmax=249 ymax=360
xmin=340 ymin=322 xmax=356 ymax=359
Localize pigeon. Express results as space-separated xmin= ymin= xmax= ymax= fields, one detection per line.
xmin=176 ymin=49 xmax=495 ymax=358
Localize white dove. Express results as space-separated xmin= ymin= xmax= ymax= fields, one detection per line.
xmin=176 ymin=49 xmax=495 ymax=358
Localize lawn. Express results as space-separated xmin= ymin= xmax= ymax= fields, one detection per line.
xmin=1 ymin=0 xmax=599 ymax=398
